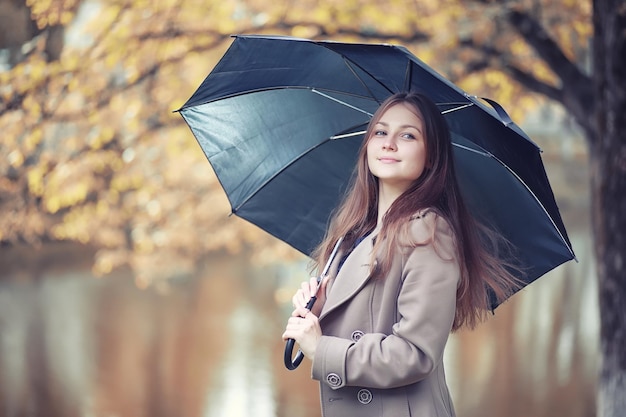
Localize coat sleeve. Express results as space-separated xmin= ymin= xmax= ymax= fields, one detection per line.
xmin=312 ymin=215 xmax=460 ymax=389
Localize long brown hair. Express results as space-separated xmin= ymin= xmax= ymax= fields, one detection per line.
xmin=311 ymin=92 xmax=522 ymax=331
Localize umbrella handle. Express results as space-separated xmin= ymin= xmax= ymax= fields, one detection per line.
xmin=284 ymin=295 xmax=317 ymax=370
xmin=284 ymin=339 xmax=305 ymax=370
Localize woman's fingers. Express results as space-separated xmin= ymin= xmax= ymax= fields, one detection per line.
xmin=290 ymin=305 xmax=310 ymax=318
xmin=291 ymin=277 xmax=320 ymax=310
xmin=282 ymin=312 xmax=316 ymax=337
xmin=281 ymin=312 xmax=322 ymax=359
xmin=282 ymin=315 xmax=304 ymax=339
xmin=301 ymin=277 xmax=318 ymax=300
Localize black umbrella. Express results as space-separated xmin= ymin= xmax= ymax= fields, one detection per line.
xmin=178 ymin=35 xmax=575 ymax=367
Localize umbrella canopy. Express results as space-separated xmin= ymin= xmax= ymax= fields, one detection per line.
xmin=178 ymin=35 xmax=575 ymax=306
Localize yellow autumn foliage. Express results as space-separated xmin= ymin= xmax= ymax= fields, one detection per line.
xmin=0 ymin=0 xmax=591 ymax=284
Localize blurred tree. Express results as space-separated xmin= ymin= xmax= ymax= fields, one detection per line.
xmin=0 ymin=0 xmax=622 ymax=415
xmin=590 ymin=2 xmax=626 ymax=416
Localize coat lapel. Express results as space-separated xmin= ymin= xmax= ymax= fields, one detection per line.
xmin=320 ymin=228 xmax=380 ymax=321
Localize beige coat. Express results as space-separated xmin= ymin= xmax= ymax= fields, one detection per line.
xmin=312 ymin=211 xmax=460 ymax=417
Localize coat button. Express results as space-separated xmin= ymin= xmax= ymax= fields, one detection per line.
xmin=326 ymin=373 xmax=342 ymax=387
xmin=357 ymin=389 xmax=373 ymax=404
xmin=351 ymin=330 xmax=364 ymax=342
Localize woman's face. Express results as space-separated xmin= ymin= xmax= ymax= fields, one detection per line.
xmin=366 ymin=102 xmax=427 ymax=194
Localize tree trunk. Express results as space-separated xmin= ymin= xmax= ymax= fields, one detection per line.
xmin=592 ymin=1 xmax=626 ymax=416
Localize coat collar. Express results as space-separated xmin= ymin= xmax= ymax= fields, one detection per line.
xmin=318 ymin=209 xmax=432 ymax=321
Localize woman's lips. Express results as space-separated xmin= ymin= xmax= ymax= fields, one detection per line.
xmin=377 ymin=157 xmax=400 ymax=163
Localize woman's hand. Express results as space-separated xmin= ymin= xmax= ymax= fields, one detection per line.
xmin=282 ymin=309 xmax=322 ymax=360
xmin=291 ymin=276 xmax=330 ymax=317
xmin=281 ymin=276 xmax=330 ymax=360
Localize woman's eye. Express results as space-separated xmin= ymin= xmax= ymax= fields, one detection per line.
xmin=402 ymin=133 xmax=416 ymax=140
xmin=374 ymin=130 xmax=386 ymax=136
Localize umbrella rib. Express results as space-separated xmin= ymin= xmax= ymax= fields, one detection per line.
xmin=451 ymin=142 xmax=491 ymax=157
xmin=451 ymin=136 xmax=575 ymax=258
xmin=232 ymin=119 xmax=369 ymax=212
xmin=311 ymin=89 xmax=374 ymax=116
xmin=330 ymin=131 xmax=365 ymax=140
xmin=335 ymin=56 xmax=393 ymax=101
xmin=488 ymin=153 xmax=577 ymax=260
xmin=343 ymin=59 xmax=391 ymax=101
xmin=451 ymin=138 xmax=575 ymax=260
xmin=403 ymin=60 xmax=412 ymax=91
xmin=329 ymin=104 xmax=479 ymax=140
xmin=231 ymin=138 xmax=331 ymax=213
xmin=440 ymin=103 xmax=474 ymax=114
xmin=190 ymin=86 xmax=379 ymax=108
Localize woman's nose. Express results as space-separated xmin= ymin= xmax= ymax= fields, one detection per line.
xmin=382 ymin=136 xmax=397 ymax=150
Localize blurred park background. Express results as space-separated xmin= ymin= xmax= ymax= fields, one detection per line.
xmin=0 ymin=0 xmax=597 ymax=416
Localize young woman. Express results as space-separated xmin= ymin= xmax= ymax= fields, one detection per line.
xmin=282 ymin=92 xmax=521 ymax=417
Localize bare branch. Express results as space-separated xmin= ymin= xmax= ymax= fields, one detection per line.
xmin=507 ymin=10 xmax=593 ymax=110
xmin=458 ymin=38 xmax=563 ymax=101
xmin=510 ymin=9 xmax=595 ymax=137
xmin=507 ymin=10 xmax=587 ymax=83
xmin=504 ymin=64 xmax=563 ymax=102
